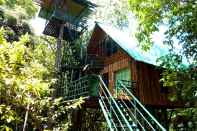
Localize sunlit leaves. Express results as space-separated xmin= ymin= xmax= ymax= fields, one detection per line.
xmin=129 ymin=0 xmax=197 ymax=60
xmin=0 ymin=105 xmax=16 ymax=123
xmin=0 ymin=27 xmax=84 ymax=129
xmin=0 ymin=125 xmax=13 ymax=131
xmin=129 ymin=0 xmax=164 ymax=49
xmin=91 ymin=0 xmax=129 ymax=28
xmin=0 ymin=0 xmax=4 ymax=5
xmin=0 ymin=0 xmax=37 ymax=19
xmin=0 ymin=28 xmax=53 ymax=129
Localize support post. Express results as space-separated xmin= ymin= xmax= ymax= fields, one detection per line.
xmin=23 ymin=103 xmax=30 ymax=131
xmin=55 ymin=24 xmax=64 ymax=72
xmin=54 ymin=24 xmax=64 ymax=97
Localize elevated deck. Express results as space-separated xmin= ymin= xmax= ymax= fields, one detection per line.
xmin=35 ymin=0 xmax=96 ymax=42
xmin=43 ymin=18 xmax=82 ymax=41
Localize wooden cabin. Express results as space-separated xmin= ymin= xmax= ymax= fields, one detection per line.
xmin=86 ymin=22 xmax=182 ymax=108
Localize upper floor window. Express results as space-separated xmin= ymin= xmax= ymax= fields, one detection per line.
xmin=105 ymin=37 xmax=118 ymax=56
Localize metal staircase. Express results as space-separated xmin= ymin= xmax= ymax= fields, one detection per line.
xmin=98 ymin=75 xmax=166 ymax=131
xmin=65 ymin=75 xmax=166 ymax=131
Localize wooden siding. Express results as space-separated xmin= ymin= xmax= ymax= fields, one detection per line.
xmin=101 ymin=50 xmax=131 ymax=93
xmin=135 ymin=62 xmax=170 ymax=106
xmin=86 ymin=25 xmax=183 ymax=107
xmin=87 ymin=27 xmax=106 ymax=55
xmin=100 ymin=50 xmax=172 ymax=106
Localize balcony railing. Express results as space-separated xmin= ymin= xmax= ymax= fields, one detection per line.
xmin=64 ymin=75 xmax=99 ymax=100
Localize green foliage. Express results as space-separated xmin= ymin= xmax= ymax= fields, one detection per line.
xmin=129 ymin=0 xmax=197 ymax=59
xmin=0 ymin=0 xmax=37 ymax=43
xmin=129 ymin=1 xmax=197 ymax=128
xmin=129 ymin=0 xmax=197 ymax=104
xmin=0 ymin=0 xmax=86 ymax=130
xmin=70 ymin=108 xmax=107 ymax=131
xmin=157 ymin=52 xmax=197 ymax=103
xmin=0 ymin=28 xmax=84 ymax=130
xmin=0 ymin=11 xmax=32 ymax=42
xmin=0 ymin=28 xmax=49 ymax=129
xmin=169 ymin=108 xmax=197 ymax=130
xmin=91 ymin=0 xmax=129 ymax=28
xmin=0 ymin=0 xmax=37 ymax=20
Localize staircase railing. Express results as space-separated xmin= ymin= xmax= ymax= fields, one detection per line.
xmin=98 ymin=75 xmax=133 ymax=131
xmin=116 ymin=80 xmax=166 ymax=131
xmin=98 ymin=75 xmax=166 ymax=131
xmin=64 ymin=75 xmax=166 ymax=131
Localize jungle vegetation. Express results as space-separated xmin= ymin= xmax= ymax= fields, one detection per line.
xmin=0 ymin=0 xmax=196 ymax=130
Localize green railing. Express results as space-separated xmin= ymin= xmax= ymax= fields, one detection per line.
xmin=64 ymin=75 xmax=166 ymax=131
xmin=65 ymin=75 xmax=99 ymax=100
xmin=98 ymin=75 xmax=166 ymax=131
xmin=116 ymin=80 xmax=166 ymax=131
xmin=98 ymin=75 xmax=134 ymax=131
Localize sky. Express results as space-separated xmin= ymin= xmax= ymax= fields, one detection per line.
xmin=30 ymin=17 xmax=46 ymax=35
xmin=30 ymin=15 xmax=166 ymax=47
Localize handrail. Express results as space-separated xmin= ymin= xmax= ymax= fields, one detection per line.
xmin=99 ymin=85 xmax=125 ymax=130
xmin=99 ymin=94 xmax=118 ymax=131
xmin=99 ymin=98 xmax=114 ymax=131
xmin=64 ymin=75 xmax=165 ymax=131
xmin=119 ymin=99 xmax=145 ymax=130
xmin=118 ymin=80 xmax=166 ymax=131
xmin=98 ymin=75 xmax=133 ymax=131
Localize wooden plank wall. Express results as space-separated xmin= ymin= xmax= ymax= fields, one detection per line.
xmin=87 ymin=27 xmax=105 ymax=55
xmin=98 ymin=48 xmax=172 ymax=107
xmin=136 ymin=62 xmax=170 ymax=106
xmin=101 ymin=50 xmax=131 ymax=94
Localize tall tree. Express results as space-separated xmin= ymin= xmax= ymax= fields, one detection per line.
xmin=128 ymin=0 xmax=197 ymax=59
xmin=0 ymin=1 xmax=84 ymax=130
xmin=128 ymin=0 xmax=197 ymax=101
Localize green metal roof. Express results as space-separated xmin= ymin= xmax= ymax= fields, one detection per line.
xmin=96 ymin=23 xmax=170 ymax=66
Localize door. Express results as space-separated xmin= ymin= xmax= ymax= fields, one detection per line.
xmin=115 ymin=68 xmax=131 ymax=97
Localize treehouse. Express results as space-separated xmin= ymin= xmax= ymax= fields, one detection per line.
xmin=35 ymin=0 xmax=96 ymax=41
xmin=63 ymin=23 xmax=181 ymax=130
xmin=90 ymin=23 xmax=185 ymax=107
xmin=65 ymin=22 xmax=184 ymax=108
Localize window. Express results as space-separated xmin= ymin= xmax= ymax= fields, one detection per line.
xmin=104 ymin=37 xmax=118 ymax=56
